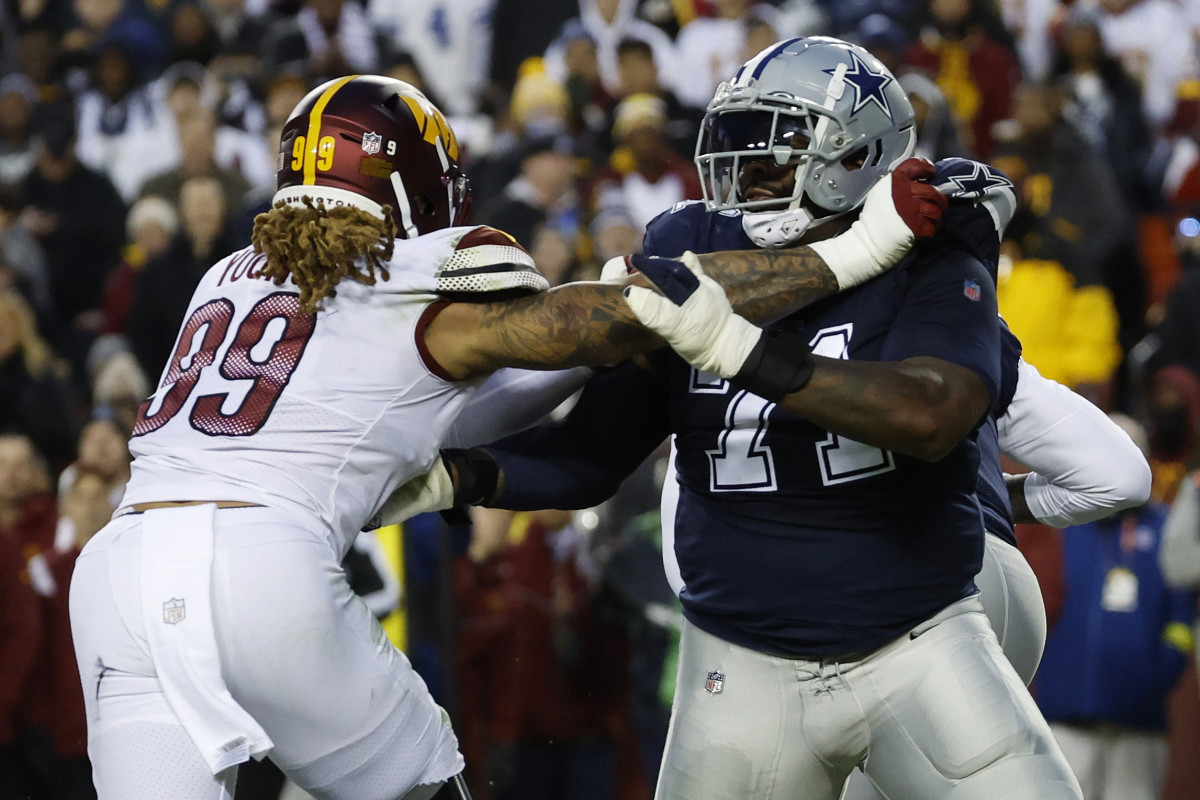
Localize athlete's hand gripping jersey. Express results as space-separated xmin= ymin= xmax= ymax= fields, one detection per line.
xmin=123 ymin=226 xmax=537 ymax=556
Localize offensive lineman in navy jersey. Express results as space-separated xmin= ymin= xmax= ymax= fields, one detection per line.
xmin=406 ymin=39 xmax=1084 ymax=799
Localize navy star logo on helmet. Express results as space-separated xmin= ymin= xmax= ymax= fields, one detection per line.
xmin=827 ymin=51 xmax=895 ymax=121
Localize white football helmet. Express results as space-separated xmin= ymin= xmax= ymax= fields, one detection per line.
xmin=695 ymin=37 xmax=916 ymax=248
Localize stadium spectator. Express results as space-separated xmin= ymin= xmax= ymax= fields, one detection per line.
xmin=0 ymin=73 xmax=40 ymax=189
xmin=1051 ymin=8 xmax=1154 ymax=212
xmin=21 ymin=465 xmax=114 ymax=800
xmin=670 ymin=0 xmax=780 ymax=110
xmin=62 ymin=0 xmax=168 ymax=79
xmin=367 ymin=0 xmax=497 ymax=117
xmin=137 ymin=105 xmax=254 ymax=214
xmin=0 ymin=511 xmax=42 ymax=797
xmin=57 ymin=417 xmax=131 ymax=506
xmin=261 ymin=0 xmax=383 ymax=84
xmin=474 ymin=132 xmax=583 ymax=271
xmin=101 ymin=195 xmax=179 ymax=336
xmin=127 ymin=174 xmax=236 ymax=379
xmin=454 ymin=507 xmax=639 ymax=800
xmin=74 ymin=40 xmax=161 ymax=201
xmin=166 ymin=2 xmax=222 ymax=66
xmin=19 ymin=103 xmax=127 ymax=360
xmin=543 ymin=0 xmax=675 ymax=100
xmin=488 ymin=0 xmax=577 ymax=96
xmin=0 ymin=291 xmax=81 ymax=466
xmin=854 ymin=13 xmax=971 ymax=161
xmin=992 ymin=82 xmax=1130 ymax=392
xmin=905 ymin=0 xmax=1022 ymax=158
xmin=1093 ymin=0 xmax=1198 ymax=134
xmin=467 ymin=65 xmax=574 ymax=209
xmin=612 ymin=37 xmax=699 ymax=160
xmin=589 ymin=94 xmax=701 ymax=237
xmin=1037 ymin=417 xmax=1196 ymax=800
xmin=0 ymin=434 xmax=57 ymax=557
xmin=88 ymin=345 xmax=150 ymax=436
xmin=0 ymin=187 xmax=53 ymax=319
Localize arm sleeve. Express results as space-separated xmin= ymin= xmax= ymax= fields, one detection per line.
xmin=1160 ymin=474 xmax=1200 ymax=589
xmin=486 ymin=358 xmax=672 ymax=510
xmin=441 ymin=366 xmax=596 ymax=448
xmin=1000 ymin=359 xmax=1152 ymax=527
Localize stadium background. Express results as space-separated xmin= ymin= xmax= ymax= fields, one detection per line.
xmin=3 ymin=0 xmax=1200 ymax=798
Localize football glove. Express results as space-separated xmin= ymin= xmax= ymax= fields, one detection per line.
xmin=364 ymin=457 xmax=455 ymax=530
xmin=623 ymin=252 xmax=813 ymax=401
xmin=811 ymin=157 xmax=948 ymax=290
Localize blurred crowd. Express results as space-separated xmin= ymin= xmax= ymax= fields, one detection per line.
xmin=5 ymin=0 xmax=1200 ymax=798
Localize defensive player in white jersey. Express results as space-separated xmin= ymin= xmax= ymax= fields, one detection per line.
xmin=68 ymin=74 xmax=948 ymax=800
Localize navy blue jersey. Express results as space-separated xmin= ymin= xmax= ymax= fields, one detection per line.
xmin=975 ymin=325 xmax=1023 ymax=545
xmin=489 ymin=158 xmax=1014 ymax=657
xmin=641 ymin=198 xmax=1001 ymax=656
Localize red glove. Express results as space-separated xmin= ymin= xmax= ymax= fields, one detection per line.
xmin=890 ymin=157 xmax=948 ymax=239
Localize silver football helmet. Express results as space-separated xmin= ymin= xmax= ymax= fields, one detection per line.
xmin=696 ymin=36 xmax=916 ymax=247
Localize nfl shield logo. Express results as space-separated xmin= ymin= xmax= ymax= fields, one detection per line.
xmin=361 ymin=131 xmax=382 ymax=155
xmin=163 ymin=597 xmax=186 ymax=625
xmin=704 ymin=670 xmax=725 ymax=695
xmin=963 ymin=280 xmax=981 ymax=302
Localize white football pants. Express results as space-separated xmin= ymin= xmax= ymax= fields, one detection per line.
xmin=656 ymin=594 xmax=1080 ymax=800
xmin=70 ymin=506 xmax=463 ymax=800
xmin=842 ymin=534 xmax=1050 ymax=800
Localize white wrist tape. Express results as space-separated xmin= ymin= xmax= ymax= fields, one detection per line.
xmin=809 ymin=173 xmax=915 ymax=290
xmin=623 ymin=265 xmax=763 ymax=379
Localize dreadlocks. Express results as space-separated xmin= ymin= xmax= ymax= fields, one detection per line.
xmin=251 ymin=197 xmax=397 ymax=314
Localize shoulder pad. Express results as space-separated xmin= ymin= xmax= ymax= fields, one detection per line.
xmin=436 ymin=226 xmax=550 ymax=297
xmin=644 ymin=201 xmax=719 ymax=258
xmin=933 ymin=157 xmax=1017 ymax=235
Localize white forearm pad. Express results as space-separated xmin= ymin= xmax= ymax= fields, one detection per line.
xmin=808 ymin=175 xmax=915 ymax=290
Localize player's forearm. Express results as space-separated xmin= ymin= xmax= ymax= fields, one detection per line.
xmin=488 ymin=248 xmax=847 ymax=363
xmin=695 ymin=248 xmax=841 ymax=325
xmin=777 ymin=356 xmax=991 ymax=461
xmin=438 ymin=255 xmax=840 ymax=378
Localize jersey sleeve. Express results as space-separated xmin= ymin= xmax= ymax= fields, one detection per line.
xmin=642 ymin=201 xmax=710 ymax=258
xmin=485 ymin=358 xmax=672 ymax=510
xmin=881 ymin=251 xmax=1002 ymax=404
xmin=1000 ymin=358 xmax=1152 ymax=527
xmin=436 ymin=225 xmax=549 ymax=297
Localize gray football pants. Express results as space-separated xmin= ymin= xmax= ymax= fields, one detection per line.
xmin=655 ymin=594 xmax=1080 ymax=800
xmin=842 ymin=534 xmax=1050 ymax=799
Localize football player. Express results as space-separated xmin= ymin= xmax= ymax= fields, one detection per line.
xmin=67 ymin=74 xmax=944 ymax=800
xmin=386 ymin=40 xmax=1093 ymax=799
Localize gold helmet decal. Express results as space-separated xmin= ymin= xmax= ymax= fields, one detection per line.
xmin=396 ymin=90 xmax=460 ymax=162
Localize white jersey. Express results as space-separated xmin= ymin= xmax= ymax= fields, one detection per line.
xmin=123 ymin=224 xmax=543 ymax=556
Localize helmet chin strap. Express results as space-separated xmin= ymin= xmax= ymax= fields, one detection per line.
xmin=741 ymin=151 xmax=820 ymax=248
xmin=741 ymin=207 xmax=814 ymax=249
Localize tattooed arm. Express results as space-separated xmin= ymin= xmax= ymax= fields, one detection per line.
xmin=423 ymin=247 xmax=841 ymax=380
xmin=426 ymin=159 xmax=947 ymax=379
